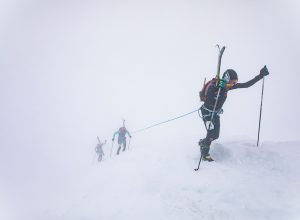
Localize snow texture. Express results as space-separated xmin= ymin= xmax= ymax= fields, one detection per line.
xmin=8 ymin=139 xmax=299 ymax=220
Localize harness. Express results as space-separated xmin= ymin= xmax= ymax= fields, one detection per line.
xmin=200 ymin=105 xmax=223 ymax=118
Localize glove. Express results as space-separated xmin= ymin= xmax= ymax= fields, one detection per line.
xmin=129 ymin=136 xmax=132 ymax=138
xmin=112 ymin=138 xmax=114 ymax=142
xmin=260 ymin=65 xmax=269 ymax=77
xmin=218 ymin=79 xmax=226 ymax=88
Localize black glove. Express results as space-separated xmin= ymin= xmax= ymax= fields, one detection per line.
xmin=112 ymin=138 xmax=114 ymax=142
xmin=260 ymin=65 xmax=269 ymax=77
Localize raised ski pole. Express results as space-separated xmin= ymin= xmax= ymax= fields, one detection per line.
xmin=195 ymin=45 xmax=226 ymax=171
xmin=257 ymin=76 xmax=265 ymax=147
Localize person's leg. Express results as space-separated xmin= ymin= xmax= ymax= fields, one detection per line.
xmin=199 ymin=107 xmax=210 ymax=146
xmin=200 ymin=114 xmax=220 ymax=158
xmin=199 ymin=139 xmax=210 ymax=156
xmin=212 ymin=115 xmax=220 ymax=140
xmin=116 ymin=138 xmax=123 ymax=155
xmin=199 ymin=108 xmax=212 ymax=156
xmin=117 ymin=145 xmax=121 ymax=155
xmin=122 ymin=140 xmax=127 ymax=151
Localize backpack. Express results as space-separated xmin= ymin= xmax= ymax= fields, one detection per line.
xmin=199 ymin=78 xmax=216 ymax=102
xmin=119 ymin=127 xmax=127 ymax=135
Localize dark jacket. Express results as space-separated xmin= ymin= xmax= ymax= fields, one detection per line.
xmin=203 ymin=74 xmax=263 ymax=111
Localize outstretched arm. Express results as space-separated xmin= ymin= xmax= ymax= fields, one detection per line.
xmin=126 ymin=130 xmax=132 ymax=138
xmin=231 ymin=66 xmax=269 ymax=90
xmin=112 ymin=131 xmax=118 ymax=140
xmin=232 ymin=75 xmax=262 ymax=89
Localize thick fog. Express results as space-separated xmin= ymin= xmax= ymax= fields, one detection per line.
xmin=0 ymin=0 xmax=299 ymax=219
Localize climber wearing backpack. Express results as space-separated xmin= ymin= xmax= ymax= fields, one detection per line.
xmin=112 ymin=126 xmax=132 ymax=155
xmin=95 ymin=139 xmax=106 ymax=162
xmin=198 ymin=66 xmax=270 ymax=161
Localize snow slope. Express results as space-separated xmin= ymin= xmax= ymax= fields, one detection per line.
xmin=5 ymin=138 xmax=300 ymax=220
xmin=23 ymin=138 xmax=300 ymax=220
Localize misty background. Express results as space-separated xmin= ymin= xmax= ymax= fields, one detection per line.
xmin=0 ymin=0 xmax=299 ymax=219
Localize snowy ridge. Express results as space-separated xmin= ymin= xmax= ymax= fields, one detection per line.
xmin=40 ymin=140 xmax=299 ymax=220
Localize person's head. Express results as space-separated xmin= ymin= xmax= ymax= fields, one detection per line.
xmin=222 ymin=69 xmax=238 ymax=85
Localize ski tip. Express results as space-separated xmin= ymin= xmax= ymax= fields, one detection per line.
xmin=216 ymin=44 xmax=226 ymax=52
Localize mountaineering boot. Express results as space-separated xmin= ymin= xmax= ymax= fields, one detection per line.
xmin=198 ymin=139 xmax=214 ymax=162
xmin=198 ymin=139 xmax=210 ymax=155
xmin=203 ymin=154 xmax=214 ymax=162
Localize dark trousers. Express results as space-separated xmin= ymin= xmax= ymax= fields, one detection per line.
xmin=201 ymin=107 xmax=221 ymax=145
xmin=117 ymin=139 xmax=126 ymax=154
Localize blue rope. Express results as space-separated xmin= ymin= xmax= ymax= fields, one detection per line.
xmin=132 ymin=108 xmax=200 ymax=134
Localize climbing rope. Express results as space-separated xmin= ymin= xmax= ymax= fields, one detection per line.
xmin=132 ymin=108 xmax=200 ymax=134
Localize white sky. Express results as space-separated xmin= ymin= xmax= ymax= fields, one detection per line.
xmin=0 ymin=0 xmax=299 ymax=218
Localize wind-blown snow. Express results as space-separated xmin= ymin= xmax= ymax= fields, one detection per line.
xmin=13 ymin=139 xmax=299 ymax=220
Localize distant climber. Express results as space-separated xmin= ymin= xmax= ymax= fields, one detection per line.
xmin=112 ymin=126 xmax=132 ymax=155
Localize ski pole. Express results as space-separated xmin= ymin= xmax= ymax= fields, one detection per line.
xmin=207 ymin=88 xmax=221 ymax=130
xmin=128 ymin=138 xmax=131 ymax=150
xmin=110 ymin=141 xmax=114 ymax=157
xmin=195 ymin=121 xmax=209 ymax=171
xmin=194 ymin=148 xmax=203 ymax=171
xmin=257 ymin=76 xmax=265 ymax=147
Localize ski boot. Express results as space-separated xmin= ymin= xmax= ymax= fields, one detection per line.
xmin=202 ymin=154 xmax=214 ymax=162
